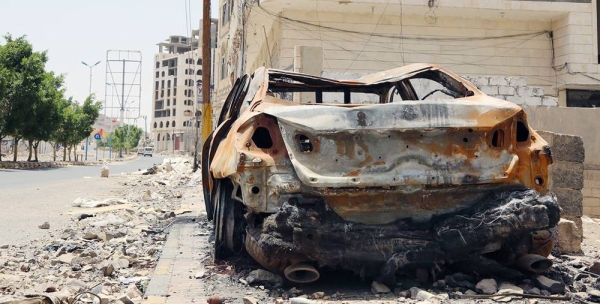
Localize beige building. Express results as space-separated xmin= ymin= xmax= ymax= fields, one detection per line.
xmin=151 ymin=19 xmax=218 ymax=153
xmin=213 ymin=1 xmax=600 ymax=216
xmin=215 ymin=0 xmax=600 ymax=109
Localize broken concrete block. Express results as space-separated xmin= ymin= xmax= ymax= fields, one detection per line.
xmin=534 ymin=275 xmax=565 ymax=294
xmin=371 ymin=281 xmax=391 ymax=293
xmin=246 ymin=269 xmax=283 ymax=286
xmin=38 ymin=222 xmax=50 ymax=229
xmin=476 ymin=278 xmax=498 ymax=294
xmin=553 ymin=187 xmax=583 ymax=218
xmin=552 ymin=161 xmax=584 ymax=190
xmin=243 ymin=296 xmax=258 ymax=304
xmin=551 ymin=133 xmax=585 ymax=163
xmin=100 ymin=166 xmax=109 ymax=178
xmin=555 ymin=218 xmax=582 ymax=254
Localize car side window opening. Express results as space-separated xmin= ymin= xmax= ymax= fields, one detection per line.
xmin=405 ymin=71 xmax=472 ymax=101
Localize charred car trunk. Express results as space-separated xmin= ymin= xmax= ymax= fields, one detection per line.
xmin=203 ymin=63 xmax=560 ymax=285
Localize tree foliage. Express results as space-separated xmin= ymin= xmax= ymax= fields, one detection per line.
xmin=0 ymin=34 xmax=101 ymax=162
xmin=111 ymin=124 xmax=143 ymax=155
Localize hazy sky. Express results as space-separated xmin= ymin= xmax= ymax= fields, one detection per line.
xmin=0 ymin=0 xmax=218 ymax=129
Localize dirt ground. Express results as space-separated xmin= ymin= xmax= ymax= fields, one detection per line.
xmin=2 ymin=160 xmax=600 ymax=303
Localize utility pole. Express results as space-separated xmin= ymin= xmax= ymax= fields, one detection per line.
xmin=82 ymin=60 xmax=101 ymax=161
xmin=196 ymin=0 xmax=212 ymax=171
xmin=141 ymin=115 xmax=147 ymax=142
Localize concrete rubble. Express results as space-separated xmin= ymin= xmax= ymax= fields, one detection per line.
xmin=0 ymin=157 xmax=199 ymax=304
xmin=5 ymin=156 xmax=600 ymax=303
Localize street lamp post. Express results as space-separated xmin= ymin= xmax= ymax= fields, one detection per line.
xmin=141 ymin=115 xmax=147 ymax=141
xmin=82 ymin=60 xmax=101 ymax=161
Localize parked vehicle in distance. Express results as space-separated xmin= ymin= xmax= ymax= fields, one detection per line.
xmin=202 ymin=63 xmax=560 ymax=285
xmin=137 ymin=147 xmax=153 ymax=157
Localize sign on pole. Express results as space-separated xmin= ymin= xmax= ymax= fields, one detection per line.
xmin=94 ymin=133 xmax=101 ymax=140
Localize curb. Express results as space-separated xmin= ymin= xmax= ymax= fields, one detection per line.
xmin=0 ymin=155 xmax=138 ymax=170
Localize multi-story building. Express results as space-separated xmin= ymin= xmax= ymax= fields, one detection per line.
xmin=151 ymin=19 xmax=218 ymax=153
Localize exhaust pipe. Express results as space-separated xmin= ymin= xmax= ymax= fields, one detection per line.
xmin=516 ymin=254 xmax=553 ymax=274
xmin=284 ymin=263 xmax=320 ymax=284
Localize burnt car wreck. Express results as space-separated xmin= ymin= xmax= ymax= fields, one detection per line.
xmin=202 ymin=63 xmax=560 ymax=285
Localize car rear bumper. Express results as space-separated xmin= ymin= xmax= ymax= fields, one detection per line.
xmin=245 ymin=189 xmax=559 ymax=280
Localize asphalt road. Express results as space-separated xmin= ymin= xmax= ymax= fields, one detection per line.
xmin=0 ymin=155 xmax=165 ymax=190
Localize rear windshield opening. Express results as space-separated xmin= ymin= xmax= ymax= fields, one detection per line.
xmin=267 ymin=69 xmax=472 ymax=104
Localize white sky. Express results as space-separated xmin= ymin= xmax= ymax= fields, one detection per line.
xmin=0 ymin=0 xmax=218 ymax=129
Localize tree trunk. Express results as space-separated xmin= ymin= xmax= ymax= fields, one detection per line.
xmin=67 ymin=146 xmax=72 ymax=161
xmin=62 ymin=144 xmax=66 ymax=161
xmin=33 ymin=140 xmax=39 ymax=162
xmin=12 ymin=137 xmax=19 ymax=162
xmin=27 ymin=140 xmax=33 ymax=162
xmin=50 ymin=142 xmax=56 ymax=162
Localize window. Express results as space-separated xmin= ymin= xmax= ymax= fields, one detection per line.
xmin=155 ymin=81 xmax=159 ymax=90
xmin=197 ymin=69 xmax=202 ymax=76
xmin=156 ymin=61 xmax=160 ymax=68
xmin=174 ymin=78 xmax=177 ymax=86
xmin=161 ymin=80 xmax=165 ymax=89
xmin=166 ymin=121 xmax=170 ymax=128
xmin=185 ymin=69 xmax=188 ymax=75
xmin=155 ymin=71 xmax=159 ymax=78
xmin=154 ymin=122 xmax=157 ymax=128
xmin=172 ymin=120 xmax=176 ymax=127
xmin=174 ymin=88 xmax=177 ymax=95
xmin=157 ymin=133 xmax=160 ymax=141
xmin=160 ymin=121 xmax=163 ymax=128
xmin=173 ymin=99 xmax=176 ymax=106
xmin=160 ymin=90 xmax=164 ymax=98
xmin=197 ymin=58 xmax=202 ymax=65
xmin=167 ymin=99 xmax=170 ymax=107
xmin=173 ymin=109 xmax=176 ymax=116
xmin=221 ymin=3 xmax=228 ymax=26
xmin=167 ymin=89 xmax=171 ymax=97
xmin=161 ymin=71 xmax=165 ymax=77
xmin=567 ymin=89 xmax=600 ymax=107
xmin=220 ymin=58 xmax=226 ymax=80
xmin=167 ymin=80 xmax=171 ymax=88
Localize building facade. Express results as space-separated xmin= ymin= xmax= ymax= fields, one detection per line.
xmin=215 ymin=0 xmax=600 ymax=108
xmin=151 ymin=19 xmax=218 ymax=153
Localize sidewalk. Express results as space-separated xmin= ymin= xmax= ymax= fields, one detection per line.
xmin=143 ymin=209 xmax=213 ymax=304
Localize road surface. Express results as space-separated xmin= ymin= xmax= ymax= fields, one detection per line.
xmin=0 ymin=155 xmax=164 ymax=190
xmin=0 ymin=155 xmax=165 ymax=245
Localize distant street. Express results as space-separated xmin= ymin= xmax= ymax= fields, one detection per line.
xmin=0 ymin=155 xmax=164 ymax=190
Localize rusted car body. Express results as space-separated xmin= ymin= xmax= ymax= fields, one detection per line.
xmin=202 ymin=63 xmax=560 ymax=284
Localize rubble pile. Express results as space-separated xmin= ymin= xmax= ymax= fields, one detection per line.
xmin=0 ymin=157 xmax=199 ymax=303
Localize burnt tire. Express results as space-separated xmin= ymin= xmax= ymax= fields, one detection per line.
xmin=213 ymin=179 xmax=246 ymax=260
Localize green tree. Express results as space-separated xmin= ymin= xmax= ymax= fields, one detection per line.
xmin=0 ymin=35 xmax=48 ymax=161
xmin=22 ymin=72 xmax=65 ymax=162
xmin=51 ymin=96 xmax=101 ymax=162
xmin=111 ymin=124 xmax=142 ymax=157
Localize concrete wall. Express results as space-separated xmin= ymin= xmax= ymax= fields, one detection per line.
xmin=537 ymin=131 xmax=584 ymax=253
xmin=526 ymin=107 xmax=600 ymax=217
xmin=465 ymin=76 xmax=558 ymax=107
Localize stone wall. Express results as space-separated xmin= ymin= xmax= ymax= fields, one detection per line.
xmin=583 ymin=167 xmax=600 ymax=217
xmin=463 ymin=76 xmax=558 ymax=107
xmin=537 ymin=131 xmax=584 ymax=253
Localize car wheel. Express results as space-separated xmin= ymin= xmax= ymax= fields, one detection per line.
xmin=213 ymin=179 xmax=245 ymax=260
